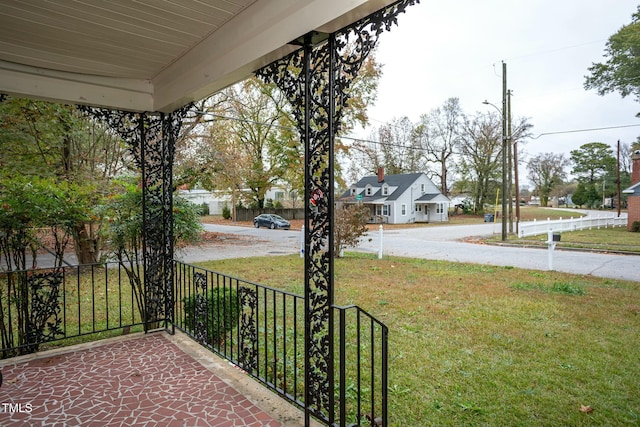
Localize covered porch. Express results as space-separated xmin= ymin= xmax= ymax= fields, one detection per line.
xmin=0 ymin=1 xmax=418 ymax=425
xmin=0 ymin=331 xmax=293 ymax=427
xmin=414 ymin=194 xmax=450 ymax=223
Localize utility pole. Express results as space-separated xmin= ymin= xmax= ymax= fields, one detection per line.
xmin=507 ymin=89 xmax=513 ymax=234
xmin=501 ymin=62 xmax=507 ymax=241
xmin=617 ymin=140 xmax=621 ymax=217
xmin=482 ymin=61 xmax=509 ymax=240
xmin=511 ymin=90 xmax=520 ymax=235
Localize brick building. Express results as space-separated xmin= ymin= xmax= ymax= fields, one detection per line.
xmin=623 ymin=150 xmax=640 ymax=230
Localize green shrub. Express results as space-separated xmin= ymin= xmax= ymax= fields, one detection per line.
xmin=183 ymin=286 xmax=240 ymax=343
xmin=222 ymin=204 xmax=231 ymax=220
xmin=632 ymin=221 xmax=640 ymax=232
xmin=198 ymin=203 xmax=209 ymax=216
xmin=334 ymin=204 xmax=369 ymax=257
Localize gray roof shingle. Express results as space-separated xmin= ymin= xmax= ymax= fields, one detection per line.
xmin=340 ymin=173 xmax=423 ymax=201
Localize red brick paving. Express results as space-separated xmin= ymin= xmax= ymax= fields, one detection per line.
xmin=0 ymin=333 xmax=283 ymax=427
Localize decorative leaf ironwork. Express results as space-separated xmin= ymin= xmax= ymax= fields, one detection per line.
xmin=79 ymin=105 xmax=192 ymax=329
xmin=193 ymin=272 xmax=208 ymax=344
xmin=238 ymin=286 xmax=258 ymax=374
xmin=256 ymin=0 xmax=417 ymax=421
xmin=26 ymin=271 xmax=64 ymax=352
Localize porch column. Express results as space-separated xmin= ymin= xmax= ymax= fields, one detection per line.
xmin=256 ymin=1 xmax=416 ymax=423
xmin=81 ymin=106 xmax=191 ymax=330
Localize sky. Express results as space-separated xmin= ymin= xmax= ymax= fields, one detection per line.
xmin=353 ymin=0 xmax=639 ymax=187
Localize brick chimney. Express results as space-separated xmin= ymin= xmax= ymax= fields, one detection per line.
xmin=377 ymin=166 xmax=384 ymax=183
xmin=632 ymin=150 xmax=640 ymax=185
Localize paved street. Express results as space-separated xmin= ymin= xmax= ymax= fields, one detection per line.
xmin=355 ymin=224 xmax=638 ymax=281
xmin=40 ymin=211 xmax=636 ymax=282
xmin=181 ymin=211 xmax=638 ymax=283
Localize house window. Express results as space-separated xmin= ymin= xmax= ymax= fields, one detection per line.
xmin=366 ymin=187 xmax=372 ymax=196
xmin=382 ymin=186 xmax=388 ymax=195
xmin=415 ymin=204 xmax=421 ymax=212
xmin=351 ymin=188 xmax=356 ymax=196
xmin=383 ymin=204 xmax=389 ymax=216
xmin=421 ymin=184 xmax=425 ymax=193
xmin=401 ymin=204 xmax=406 ymax=216
xmin=275 ymin=191 xmax=284 ymax=200
xmin=436 ymin=203 xmax=443 ymax=214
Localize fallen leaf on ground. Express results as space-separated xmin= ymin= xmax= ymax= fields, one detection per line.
xmin=580 ymin=405 xmax=594 ymax=414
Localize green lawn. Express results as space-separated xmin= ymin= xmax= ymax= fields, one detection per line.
xmin=196 ymin=253 xmax=640 ymax=427
xmin=513 ymin=227 xmax=640 ymax=252
xmin=447 ymin=206 xmax=586 ymax=225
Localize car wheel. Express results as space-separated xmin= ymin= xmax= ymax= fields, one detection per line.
xmin=254 ymin=222 xmax=259 ymax=228
xmin=269 ymin=223 xmax=275 ymax=229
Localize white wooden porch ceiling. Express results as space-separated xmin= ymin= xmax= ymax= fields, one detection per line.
xmin=0 ymin=0 xmax=397 ymax=112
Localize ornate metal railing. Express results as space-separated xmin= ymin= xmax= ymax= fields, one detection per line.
xmin=173 ymin=261 xmax=388 ymax=427
xmin=0 ymin=259 xmax=388 ymax=425
xmin=0 ymin=263 xmax=145 ymax=358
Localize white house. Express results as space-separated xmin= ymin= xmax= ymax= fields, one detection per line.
xmin=178 ymin=185 xmax=294 ymax=215
xmin=338 ymin=169 xmax=450 ymax=224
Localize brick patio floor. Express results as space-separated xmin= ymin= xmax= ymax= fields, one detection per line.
xmin=0 ymin=332 xmax=304 ymax=426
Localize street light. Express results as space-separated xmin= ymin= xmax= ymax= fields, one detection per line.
xmin=483 ymin=99 xmax=507 ymax=241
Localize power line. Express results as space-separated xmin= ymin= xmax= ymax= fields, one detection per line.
xmin=192 ymin=109 xmax=418 ymax=150
xmin=532 ymin=123 xmax=640 ymax=139
xmin=193 ymin=109 xmax=639 ymax=149
xmin=502 ymin=39 xmax=608 ymax=63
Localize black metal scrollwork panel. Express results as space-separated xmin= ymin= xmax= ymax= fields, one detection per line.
xmin=77 ymin=107 xmax=146 ymax=168
xmin=79 ymin=105 xmax=191 ymax=328
xmin=258 ymin=38 xmax=334 ymax=417
xmin=193 ymin=272 xmax=208 ymax=344
xmin=139 ymin=114 xmax=168 ymax=327
xmin=238 ymin=286 xmax=258 ymax=374
xmin=27 ymin=271 xmax=64 ymax=352
xmin=159 ymin=108 xmax=190 ymax=326
xmin=256 ymin=0 xmax=417 ymax=421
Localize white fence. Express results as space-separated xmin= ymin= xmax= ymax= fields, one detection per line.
xmin=518 ymin=214 xmax=628 ymax=238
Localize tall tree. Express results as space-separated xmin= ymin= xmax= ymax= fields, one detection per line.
xmin=457 ymin=112 xmax=503 ymax=212
xmin=177 ymin=48 xmax=382 ymax=204
xmin=570 ymin=142 xmax=616 ymax=183
xmin=230 ymin=79 xmax=291 ymax=208
xmin=377 ymin=116 xmax=421 ymax=174
xmin=0 ymin=99 xmax=130 ymax=181
xmin=175 ymin=78 xmax=290 ymax=209
xmin=345 ymin=131 xmax=380 ymax=184
xmin=527 ymin=153 xmax=569 ymax=207
xmin=584 ymin=6 xmax=640 ymax=110
xmin=0 ymin=97 xmax=131 ymax=263
xmin=457 ymin=111 xmax=532 ymax=213
xmin=349 ymin=115 xmax=428 ymax=179
xmin=619 ymin=141 xmax=633 ymax=174
xmin=414 ymin=97 xmax=462 ymax=195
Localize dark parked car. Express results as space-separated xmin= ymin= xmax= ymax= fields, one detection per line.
xmin=253 ymin=214 xmax=290 ymax=230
